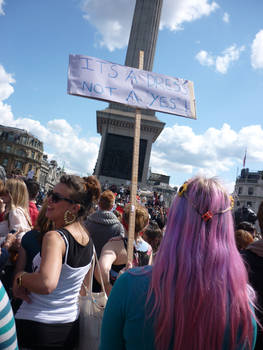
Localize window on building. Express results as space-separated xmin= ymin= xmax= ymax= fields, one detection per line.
xmin=236 ymin=201 xmax=240 ymax=207
xmin=248 ymin=187 xmax=254 ymax=195
xmin=28 ymin=164 xmax=32 ymax=171
xmin=15 ymin=161 xmax=23 ymax=169
xmin=31 ymin=151 xmax=35 ymax=159
xmin=22 ymin=136 xmax=27 ymax=144
xmin=6 ymin=145 xmax=11 ymax=152
xmin=238 ymin=187 xmax=243 ymax=195
xmin=7 ymin=134 xmax=14 ymax=142
xmin=17 ymin=149 xmax=26 ymax=157
xmin=2 ymin=159 xmax=8 ymax=167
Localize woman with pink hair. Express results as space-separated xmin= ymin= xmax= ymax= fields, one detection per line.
xmin=100 ymin=176 xmax=257 ymax=350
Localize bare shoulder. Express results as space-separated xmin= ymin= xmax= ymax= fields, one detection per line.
xmin=43 ymin=230 xmax=65 ymax=245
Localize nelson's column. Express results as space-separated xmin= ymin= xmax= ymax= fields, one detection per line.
xmin=93 ymin=0 xmax=165 ymax=186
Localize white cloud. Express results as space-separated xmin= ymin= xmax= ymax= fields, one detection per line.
xmin=0 ymin=65 xmax=15 ymax=101
xmin=160 ymin=0 xmax=219 ymax=31
xmin=215 ymin=45 xmax=245 ymax=73
xmin=195 ymin=50 xmax=214 ymax=66
xmin=150 ymin=123 xmax=263 ymax=183
xmin=251 ymin=30 xmax=263 ymax=69
xmin=80 ymin=0 xmax=219 ymax=51
xmin=80 ymin=0 xmax=135 ymax=51
xmin=0 ymin=0 xmax=5 ymax=15
xmin=196 ymin=44 xmax=245 ymax=74
xmin=222 ymin=12 xmax=229 ymax=23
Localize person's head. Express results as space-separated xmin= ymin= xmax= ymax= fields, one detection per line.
xmin=25 ymin=179 xmax=40 ymax=200
xmin=83 ymin=175 xmax=101 ymax=204
xmin=235 ymin=229 xmax=254 ymax=251
xmin=3 ymin=178 xmax=29 ymax=211
xmin=149 ymin=176 xmax=254 ymax=350
xmin=143 ymin=220 xmax=162 ymax=254
xmin=46 ymin=174 xmax=94 ymax=229
xmin=99 ymin=190 xmax=115 ymax=211
xmin=123 ymin=203 xmax=149 ymax=238
xmin=236 ymin=221 xmax=256 ymax=237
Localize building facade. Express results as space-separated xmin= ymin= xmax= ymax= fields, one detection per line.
xmin=234 ymin=168 xmax=263 ymax=215
xmin=0 ymin=125 xmax=43 ymax=180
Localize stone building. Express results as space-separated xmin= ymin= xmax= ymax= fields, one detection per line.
xmin=42 ymin=160 xmax=64 ymax=191
xmin=0 ymin=125 xmax=43 ymax=180
xmin=234 ymin=168 xmax=263 ymax=215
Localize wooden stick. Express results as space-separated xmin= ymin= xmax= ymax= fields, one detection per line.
xmin=126 ymin=50 xmax=144 ymax=266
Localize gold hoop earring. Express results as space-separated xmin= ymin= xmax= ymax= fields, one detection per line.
xmin=64 ymin=210 xmax=76 ymax=225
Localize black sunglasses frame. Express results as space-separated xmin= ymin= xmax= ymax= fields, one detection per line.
xmin=47 ymin=190 xmax=75 ymax=204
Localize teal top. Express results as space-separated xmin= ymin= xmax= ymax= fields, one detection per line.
xmin=100 ymin=266 xmax=257 ymax=350
xmin=0 ymin=281 xmax=18 ymax=350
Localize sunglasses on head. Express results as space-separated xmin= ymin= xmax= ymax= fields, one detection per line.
xmin=47 ymin=190 xmax=75 ymax=204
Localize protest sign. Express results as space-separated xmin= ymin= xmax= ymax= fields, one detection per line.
xmin=67 ymin=54 xmax=196 ymax=119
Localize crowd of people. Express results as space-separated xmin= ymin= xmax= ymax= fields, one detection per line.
xmin=0 ymin=170 xmax=262 ymax=349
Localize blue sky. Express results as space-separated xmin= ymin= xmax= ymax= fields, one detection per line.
xmin=0 ymin=0 xmax=263 ymax=191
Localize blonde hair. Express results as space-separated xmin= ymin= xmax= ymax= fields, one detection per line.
xmin=5 ymin=178 xmax=29 ymax=213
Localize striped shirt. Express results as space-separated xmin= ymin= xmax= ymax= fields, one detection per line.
xmin=0 ymin=281 xmax=18 ymax=350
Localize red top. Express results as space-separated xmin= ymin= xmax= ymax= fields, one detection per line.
xmin=29 ymin=201 xmax=39 ymax=227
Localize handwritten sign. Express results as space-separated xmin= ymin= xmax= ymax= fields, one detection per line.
xmin=67 ymin=54 xmax=196 ymax=119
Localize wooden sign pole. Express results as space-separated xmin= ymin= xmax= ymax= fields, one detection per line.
xmin=126 ymin=50 xmax=144 ymax=266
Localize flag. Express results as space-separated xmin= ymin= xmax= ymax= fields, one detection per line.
xmin=243 ymin=149 xmax=247 ymax=168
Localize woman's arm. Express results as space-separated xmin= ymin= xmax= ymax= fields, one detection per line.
xmin=14 ymin=246 xmax=27 ymax=275
xmin=13 ymin=230 xmax=65 ymax=296
xmin=95 ymin=241 xmax=117 ymax=296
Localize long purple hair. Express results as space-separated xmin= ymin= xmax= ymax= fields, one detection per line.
xmin=148 ymin=176 xmax=255 ymax=350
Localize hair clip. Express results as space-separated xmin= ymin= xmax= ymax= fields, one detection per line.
xmin=201 ymin=211 xmax=213 ymax=222
xmin=178 ymin=182 xmax=188 ymax=197
xmin=229 ymin=195 xmax=234 ymax=210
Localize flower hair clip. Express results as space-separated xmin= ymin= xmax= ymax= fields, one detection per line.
xmin=201 ymin=211 xmax=213 ymax=222
xmin=178 ymin=182 xmax=188 ymax=197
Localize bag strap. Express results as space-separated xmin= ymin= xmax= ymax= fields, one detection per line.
xmin=83 ymin=245 xmax=106 ymax=295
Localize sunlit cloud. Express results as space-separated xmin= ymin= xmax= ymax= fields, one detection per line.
xmin=222 ymin=12 xmax=229 ymax=23
xmin=251 ymin=30 xmax=263 ymax=69
xmin=80 ymin=0 xmax=219 ymax=51
xmin=196 ymin=44 xmax=245 ymax=74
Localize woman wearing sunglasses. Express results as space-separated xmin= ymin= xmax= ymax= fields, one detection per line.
xmin=13 ymin=174 xmax=96 ymax=350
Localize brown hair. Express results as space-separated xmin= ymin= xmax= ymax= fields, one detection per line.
xmin=83 ymin=175 xmax=101 ymax=204
xmin=235 ymin=229 xmax=254 ymax=251
xmin=123 ymin=203 xmax=149 ymax=238
xmin=143 ymin=220 xmax=163 ymax=254
xmin=59 ymin=174 xmax=98 ymax=219
xmin=35 ymin=199 xmax=54 ymax=234
xmin=99 ymin=190 xmax=115 ymax=211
